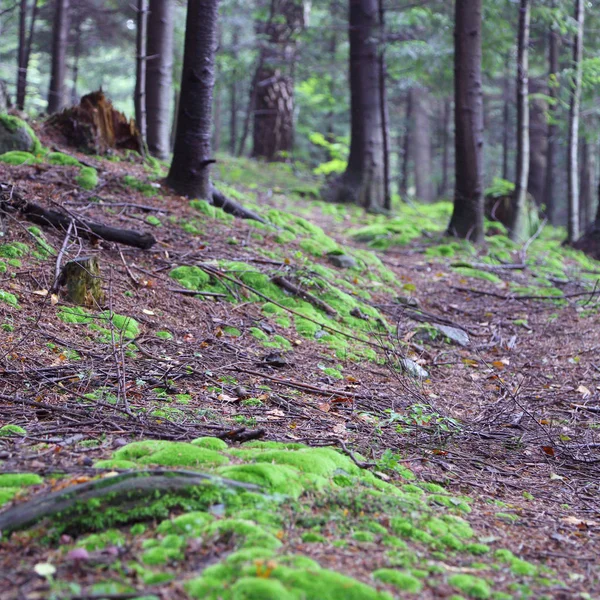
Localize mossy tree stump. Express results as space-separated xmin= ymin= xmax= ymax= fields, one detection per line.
xmin=59 ymin=256 xmax=104 ymax=307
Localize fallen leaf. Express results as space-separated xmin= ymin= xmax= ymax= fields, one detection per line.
xmin=142 ymin=308 xmax=155 ymax=315
xmin=34 ymin=563 xmax=56 ymax=578
xmin=576 ymin=385 xmax=591 ymax=398
xmin=318 ymin=403 xmax=331 ymax=413
xmin=541 ymin=446 xmax=555 ymax=457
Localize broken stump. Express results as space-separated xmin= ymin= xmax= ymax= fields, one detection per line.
xmin=59 ymin=256 xmax=104 ymax=307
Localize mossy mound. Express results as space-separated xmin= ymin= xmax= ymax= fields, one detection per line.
xmin=112 ymin=440 xmax=229 ymax=467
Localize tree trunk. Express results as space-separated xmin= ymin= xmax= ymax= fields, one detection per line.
xmin=252 ymin=0 xmax=304 ymax=162
xmin=377 ymin=0 xmax=390 ymax=210
xmin=146 ymin=0 xmax=174 ymax=160
xmin=399 ymin=90 xmax=412 ymax=198
xmin=448 ymin=0 xmax=484 ymax=242
xmin=229 ymin=28 xmax=239 ymax=155
xmin=213 ymin=83 xmax=222 ymax=152
xmin=544 ymin=23 xmax=560 ymax=225
xmin=167 ymin=0 xmax=219 ymax=199
xmin=47 ymin=0 xmax=70 ymax=114
xmin=134 ymin=0 xmax=148 ymax=144
xmin=527 ymin=77 xmax=548 ymax=209
xmin=580 ymin=136 xmax=595 ymax=231
xmin=509 ymin=0 xmax=531 ymax=242
xmin=567 ymin=0 xmax=584 ymax=243
xmin=71 ymin=18 xmax=82 ymax=105
xmin=411 ymin=87 xmax=433 ymax=203
xmin=501 ymin=68 xmax=510 ymax=181
xmin=326 ymin=0 xmax=385 ymax=211
xmin=16 ymin=0 xmax=27 ymax=110
xmin=438 ymin=97 xmax=451 ymax=198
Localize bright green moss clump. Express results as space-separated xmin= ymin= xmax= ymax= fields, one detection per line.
xmin=0 ymin=151 xmax=41 ymax=165
xmin=76 ymin=167 xmax=99 ymax=190
xmin=372 ymin=569 xmax=423 ymax=593
xmin=0 ymin=473 xmax=41 ymax=486
xmin=0 ymin=114 xmax=43 ymax=154
xmin=114 ymin=440 xmax=229 ymax=467
xmin=0 ymin=290 xmax=19 ymax=308
xmin=47 ymin=151 xmax=81 ymax=166
xmin=448 ymin=574 xmax=491 ymax=599
xmin=0 ymin=242 xmax=29 ymax=259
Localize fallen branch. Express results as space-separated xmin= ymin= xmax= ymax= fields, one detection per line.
xmin=211 ymin=186 xmax=270 ymax=225
xmin=0 ymin=469 xmax=261 ymax=533
xmin=13 ymin=200 xmax=156 ymax=249
xmin=272 ymin=275 xmax=338 ymax=316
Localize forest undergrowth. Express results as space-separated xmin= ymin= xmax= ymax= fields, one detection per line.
xmin=0 ymin=129 xmax=599 ymax=599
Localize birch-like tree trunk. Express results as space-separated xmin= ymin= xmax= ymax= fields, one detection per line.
xmin=568 ymin=0 xmax=584 ymax=242
xmin=509 ymin=0 xmax=531 ymax=242
xmin=134 ymin=0 xmax=148 ymax=144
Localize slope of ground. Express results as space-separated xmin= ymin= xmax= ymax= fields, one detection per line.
xmin=0 ymin=126 xmax=598 ymax=600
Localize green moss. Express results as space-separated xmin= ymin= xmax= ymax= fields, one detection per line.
xmin=156 ymin=330 xmax=173 ymax=340
xmin=76 ymin=167 xmax=99 ymax=190
xmin=204 ymin=518 xmax=282 ymax=551
xmin=353 ymin=530 xmax=375 ymax=542
xmin=217 ymin=463 xmax=308 ymax=499
xmin=510 ymin=559 xmax=537 ymax=576
xmin=466 ymin=543 xmax=490 ymax=555
xmin=190 ymin=199 xmax=234 ymax=222
xmin=0 ymin=242 xmax=29 ymax=259
xmin=372 ymin=569 xmax=423 ymax=593
xmin=250 ymin=327 xmax=269 ymax=341
xmin=170 ymin=265 xmax=212 ymax=290
xmin=0 ymin=473 xmax=41 ymax=486
xmin=107 ymin=312 xmax=140 ymax=338
xmin=0 ymin=290 xmax=19 ymax=308
xmin=222 ymin=326 xmax=241 ymax=336
xmin=452 ymin=266 xmax=503 ymax=284
xmin=77 ymin=529 xmax=125 ymax=551
xmin=323 ymin=367 xmax=343 ymax=379
xmin=27 ymin=226 xmax=55 ymax=256
xmin=146 ymin=215 xmax=162 ymax=227
xmin=0 ymin=150 xmax=41 ymax=165
xmin=448 ymin=574 xmax=491 ymax=599
xmin=47 ymin=151 xmax=81 ymax=166
xmin=191 ymin=437 xmax=229 ymax=451
xmin=302 ymin=531 xmax=326 ymax=543
xmin=157 ymin=511 xmax=215 ymax=536
xmin=123 ymin=174 xmax=158 ymax=197
xmin=114 ymin=441 xmax=229 ymax=467
xmin=93 ymin=459 xmax=137 ymax=469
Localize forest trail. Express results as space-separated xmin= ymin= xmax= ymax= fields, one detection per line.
xmin=0 ymin=143 xmax=598 ymax=599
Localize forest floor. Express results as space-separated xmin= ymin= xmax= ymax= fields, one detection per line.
xmin=0 ymin=128 xmax=599 ymax=600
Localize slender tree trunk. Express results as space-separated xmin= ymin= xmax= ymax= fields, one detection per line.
xmin=501 ymin=67 xmax=510 ymax=181
xmin=527 ymin=77 xmax=548 ymax=209
xmin=544 ymin=23 xmax=560 ymax=225
xmin=509 ymin=0 xmax=531 ymax=242
xmin=237 ymin=59 xmax=261 ymax=157
xmin=378 ymin=0 xmax=390 ymax=209
xmin=438 ymin=97 xmax=451 ymax=197
xmin=146 ymin=0 xmax=174 ymax=160
xmin=448 ymin=0 xmax=484 ymax=242
xmin=411 ymin=87 xmax=433 ymax=203
xmin=135 ymin=0 xmax=148 ymax=143
xmin=213 ymin=84 xmax=222 ymax=152
xmin=47 ymin=0 xmax=70 ymax=114
xmin=327 ymin=0 xmax=385 ymax=210
xmin=568 ymin=0 xmax=584 ymax=242
xmin=71 ymin=19 xmax=82 ymax=105
xmin=326 ymin=32 xmax=337 ymax=138
xmin=16 ymin=0 xmax=27 ymax=110
xmin=399 ymin=90 xmax=412 ymax=198
xmin=167 ymin=0 xmax=219 ymax=199
xmin=580 ymin=136 xmax=595 ymax=231
xmin=229 ymin=28 xmax=239 ymax=154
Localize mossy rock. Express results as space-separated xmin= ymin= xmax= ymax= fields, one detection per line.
xmin=0 ymin=114 xmax=42 ymax=155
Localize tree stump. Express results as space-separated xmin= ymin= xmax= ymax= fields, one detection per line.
xmin=59 ymin=256 xmax=104 ymax=307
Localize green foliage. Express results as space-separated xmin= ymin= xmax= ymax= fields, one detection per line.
xmin=76 ymin=167 xmax=99 ymax=190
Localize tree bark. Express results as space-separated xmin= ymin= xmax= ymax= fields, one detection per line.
xmin=447 ymin=0 xmax=484 ymax=242
xmin=377 ymin=0 xmax=390 ymax=210
xmin=509 ymin=0 xmax=531 ymax=242
xmin=501 ymin=67 xmax=510 ymax=181
xmin=252 ymin=0 xmax=304 ymax=162
xmin=146 ymin=0 xmax=174 ymax=160
xmin=70 ymin=17 xmax=82 ymax=105
xmin=527 ymin=77 xmax=548 ymax=209
xmin=411 ymin=87 xmax=433 ymax=203
xmin=567 ymin=0 xmax=584 ymax=242
xmin=326 ymin=0 xmax=385 ymax=211
xmin=438 ymin=97 xmax=451 ymax=198
xmin=399 ymin=90 xmax=412 ymax=198
xmin=16 ymin=0 xmax=27 ymax=110
xmin=579 ymin=135 xmax=595 ymax=231
xmin=229 ymin=28 xmax=239 ymax=154
xmin=544 ymin=23 xmax=560 ymax=225
xmin=167 ymin=0 xmax=219 ymax=199
xmin=47 ymin=0 xmax=70 ymax=114
xmin=134 ymin=0 xmax=148 ymax=144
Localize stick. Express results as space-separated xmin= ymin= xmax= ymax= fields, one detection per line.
xmin=271 ymin=276 xmax=338 ymax=316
